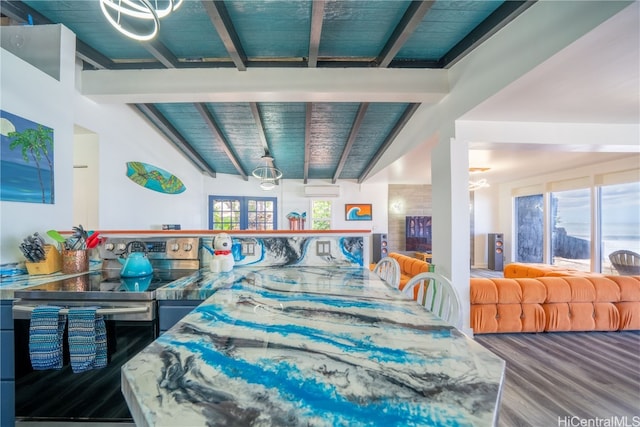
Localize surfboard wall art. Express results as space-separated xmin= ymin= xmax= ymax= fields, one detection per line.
xmin=126 ymin=161 xmax=186 ymax=194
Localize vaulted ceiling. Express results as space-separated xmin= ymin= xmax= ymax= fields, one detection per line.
xmin=2 ymin=0 xmax=535 ymax=182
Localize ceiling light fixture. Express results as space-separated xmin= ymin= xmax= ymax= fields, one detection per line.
xmin=252 ymin=154 xmax=282 ymax=191
xmin=99 ymin=0 xmax=183 ymax=41
xmin=469 ymin=178 xmax=490 ymax=191
xmin=468 ymin=167 xmax=490 ymax=191
xmin=469 ymin=167 xmax=490 ymax=174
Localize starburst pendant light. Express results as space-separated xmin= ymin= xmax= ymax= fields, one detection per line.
xmin=100 ymin=0 xmax=183 ymax=41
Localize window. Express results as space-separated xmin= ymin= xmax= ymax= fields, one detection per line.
xmin=311 ymin=200 xmax=332 ymax=230
xmin=600 ymin=181 xmax=640 ymax=274
xmin=209 ymin=196 xmax=277 ymax=230
xmin=515 ymin=194 xmax=544 ymax=263
xmin=550 ymin=188 xmax=591 ymax=271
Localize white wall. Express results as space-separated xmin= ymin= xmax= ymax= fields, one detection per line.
xmin=73 ymin=128 xmax=99 ymax=229
xmin=471 ymin=186 xmax=499 ymax=268
xmin=0 ymin=26 xmax=76 ymax=264
xmin=201 ymin=175 xmax=387 ymax=232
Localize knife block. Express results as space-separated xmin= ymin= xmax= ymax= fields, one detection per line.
xmin=25 ymin=245 xmax=62 ymax=275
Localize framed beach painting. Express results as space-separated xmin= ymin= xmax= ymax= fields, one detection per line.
xmin=0 ymin=110 xmax=55 ymax=204
xmin=345 ymin=204 xmax=372 ymax=221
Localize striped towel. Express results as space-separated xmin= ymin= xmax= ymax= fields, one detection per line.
xmin=29 ymin=305 xmax=66 ymax=370
xmin=68 ymin=307 xmax=108 ymax=373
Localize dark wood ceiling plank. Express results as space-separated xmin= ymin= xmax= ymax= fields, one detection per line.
xmin=75 ymin=40 xmax=116 ymax=70
xmin=439 ymin=0 xmax=536 ymax=68
xmin=332 ymin=103 xmax=369 ymax=183
xmin=144 ymin=40 xmax=181 ymax=69
xmin=304 ymin=103 xmax=312 ymax=183
xmin=358 ymin=103 xmax=420 ymax=183
xmin=307 ymin=0 xmax=326 ymax=68
xmin=194 ymin=103 xmax=248 ymax=180
xmin=250 ymin=103 xmax=269 ymax=155
xmin=201 ymin=0 xmax=248 ymax=71
xmin=249 ymin=102 xmax=282 ymax=185
xmin=135 ymin=104 xmax=216 ymax=177
xmin=376 ymin=1 xmax=436 ymax=68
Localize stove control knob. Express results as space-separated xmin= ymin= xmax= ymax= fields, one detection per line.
xmin=116 ymin=243 xmax=127 ymax=252
xmin=183 ymin=243 xmax=193 ymax=252
xmin=104 ymin=243 xmax=115 ymax=251
xmin=170 ymin=243 xmax=180 ymax=252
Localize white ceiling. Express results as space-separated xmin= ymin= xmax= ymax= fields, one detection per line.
xmin=375 ymin=1 xmax=639 ymax=185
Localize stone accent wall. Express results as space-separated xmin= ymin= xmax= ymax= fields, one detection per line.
xmin=387 ymin=185 xmax=432 ymax=254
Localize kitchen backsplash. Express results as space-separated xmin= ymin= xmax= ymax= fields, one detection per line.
xmin=200 ymin=236 xmax=364 ymax=268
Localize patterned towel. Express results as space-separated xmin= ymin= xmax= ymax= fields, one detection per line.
xmin=68 ymin=307 xmax=107 ymax=373
xmin=29 ymin=305 xmax=66 ymax=370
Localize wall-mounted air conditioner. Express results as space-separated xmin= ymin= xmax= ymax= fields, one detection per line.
xmin=303 ymin=185 xmax=341 ymax=198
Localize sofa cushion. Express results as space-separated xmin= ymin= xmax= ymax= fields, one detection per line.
xmin=615 ymin=302 xmax=640 ymax=330
xmin=538 ymin=277 xmax=572 ymax=303
xmin=470 ymin=278 xmax=498 ymax=304
xmin=605 ymin=276 xmax=640 ymax=301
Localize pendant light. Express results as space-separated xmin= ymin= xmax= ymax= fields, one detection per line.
xmin=252 ymin=154 xmax=282 ymax=190
xmin=100 ymin=0 xmax=184 ymax=41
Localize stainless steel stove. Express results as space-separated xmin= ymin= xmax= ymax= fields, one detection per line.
xmin=13 ymin=236 xmax=200 ymax=321
xmin=12 ymin=236 xmax=201 ymax=423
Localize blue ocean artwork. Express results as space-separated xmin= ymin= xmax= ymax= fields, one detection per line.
xmin=0 ymin=110 xmax=55 ymax=204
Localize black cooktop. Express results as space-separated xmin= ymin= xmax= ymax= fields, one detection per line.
xmin=14 ymin=269 xmax=199 ymax=301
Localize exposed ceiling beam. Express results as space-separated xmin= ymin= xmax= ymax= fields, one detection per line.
xmin=303 ymin=102 xmax=312 ymax=183
xmin=194 ymin=103 xmax=248 ymax=180
xmin=333 ymin=103 xmax=369 ymax=183
xmin=134 ymin=104 xmax=216 ymax=177
xmin=249 ymin=102 xmax=281 ymax=176
xmin=376 ymin=1 xmax=436 ymax=68
xmin=144 ymin=40 xmax=180 ymax=69
xmin=201 ymin=0 xmax=248 ymax=71
xmin=76 ymin=40 xmax=115 ymax=70
xmin=358 ymin=103 xmax=421 ymax=183
xmin=307 ymin=1 xmax=326 ymax=68
xmin=81 ymin=68 xmax=449 ymax=104
xmin=440 ymin=0 xmax=537 ymax=68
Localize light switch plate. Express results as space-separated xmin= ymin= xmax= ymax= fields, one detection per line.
xmin=241 ymin=242 xmax=255 ymax=256
xmin=316 ymin=241 xmax=331 ymax=256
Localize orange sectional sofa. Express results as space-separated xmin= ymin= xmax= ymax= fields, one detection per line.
xmin=388 ymin=252 xmax=431 ymax=290
xmin=471 ymin=263 xmax=640 ymax=334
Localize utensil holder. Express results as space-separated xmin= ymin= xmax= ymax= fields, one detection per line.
xmin=25 ymin=245 xmax=62 ymax=275
xmin=61 ymin=249 xmax=89 ymax=274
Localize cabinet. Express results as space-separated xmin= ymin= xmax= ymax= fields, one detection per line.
xmin=158 ymin=300 xmax=203 ymax=334
xmin=0 ymin=300 xmax=15 ymax=427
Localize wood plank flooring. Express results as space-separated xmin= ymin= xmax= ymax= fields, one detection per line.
xmin=475 ymin=331 xmax=640 ymax=427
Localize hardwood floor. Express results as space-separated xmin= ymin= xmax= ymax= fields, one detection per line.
xmin=471 ymin=268 xmax=504 ymax=279
xmin=475 ymin=331 xmax=640 ymax=427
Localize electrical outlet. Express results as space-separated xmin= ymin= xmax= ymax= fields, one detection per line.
xmin=241 ymin=242 xmax=255 ymax=256
xmin=316 ymin=241 xmax=331 ymax=256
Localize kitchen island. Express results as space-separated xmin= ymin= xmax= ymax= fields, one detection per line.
xmin=122 ymin=266 xmax=505 ymax=426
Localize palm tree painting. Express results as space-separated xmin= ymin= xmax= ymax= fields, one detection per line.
xmin=0 ymin=110 xmax=55 ymax=204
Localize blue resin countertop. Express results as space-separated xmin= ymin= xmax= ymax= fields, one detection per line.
xmin=122 ymin=266 xmax=505 ymax=426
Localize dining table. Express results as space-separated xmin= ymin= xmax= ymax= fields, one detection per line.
xmin=121 ymin=265 xmax=505 ymax=426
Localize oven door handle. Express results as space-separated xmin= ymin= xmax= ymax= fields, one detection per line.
xmin=13 ymin=305 xmax=149 ymax=316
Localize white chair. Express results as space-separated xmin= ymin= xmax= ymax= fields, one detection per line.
xmin=402 ymin=272 xmax=462 ymax=329
xmin=373 ymin=256 xmax=401 ymax=289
